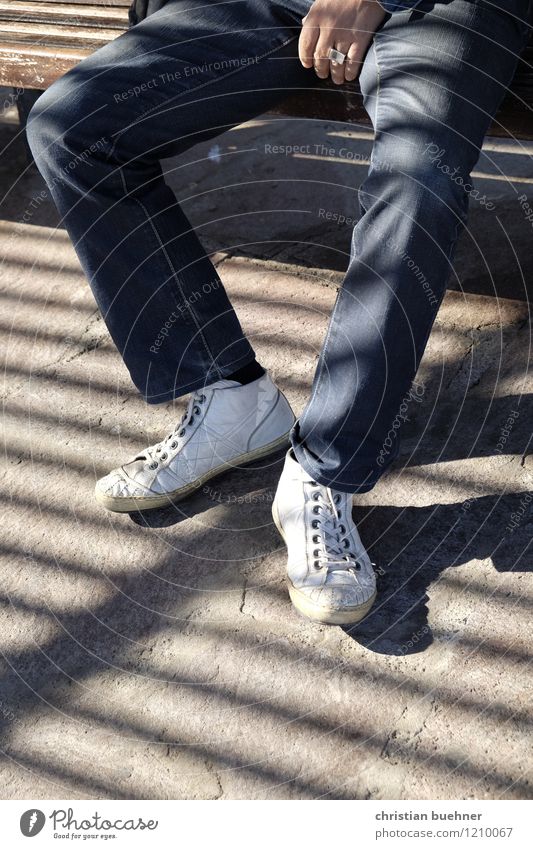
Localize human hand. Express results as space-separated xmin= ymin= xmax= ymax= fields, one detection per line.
xmin=298 ymin=0 xmax=386 ymax=84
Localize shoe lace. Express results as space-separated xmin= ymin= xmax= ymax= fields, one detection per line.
xmin=308 ymin=482 xmax=362 ymax=576
xmin=142 ymin=391 xmax=207 ymax=470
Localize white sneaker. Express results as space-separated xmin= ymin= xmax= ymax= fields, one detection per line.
xmin=272 ymin=450 xmax=377 ymax=625
xmin=95 ymin=373 xmax=295 ymax=512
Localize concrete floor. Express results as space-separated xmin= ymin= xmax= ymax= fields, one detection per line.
xmin=0 ymin=92 xmax=532 ymax=799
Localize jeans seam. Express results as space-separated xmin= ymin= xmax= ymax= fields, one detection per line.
xmin=372 ymin=39 xmax=383 ymax=138
xmin=107 ymin=31 xmax=299 ymax=161
xmin=118 ymin=167 xmax=222 ymax=377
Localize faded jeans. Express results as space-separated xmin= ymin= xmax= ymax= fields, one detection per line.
xmin=26 ymin=0 xmax=532 ymax=492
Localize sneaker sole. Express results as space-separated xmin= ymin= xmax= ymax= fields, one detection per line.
xmin=95 ymin=430 xmax=292 ymax=513
xmin=287 ymin=584 xmax=377 ymax=626
xmin=272 ymin=501 xmax=377 ymax=626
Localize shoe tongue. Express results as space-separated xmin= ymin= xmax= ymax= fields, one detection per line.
xmin=326 ymin=566 xmax=355 ymax=584
xmin=287 ymin=451 xmax=316 ymax=483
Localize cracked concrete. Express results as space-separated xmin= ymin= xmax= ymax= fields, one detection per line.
xmin=0 ymin=95 xmax=532 ymax=800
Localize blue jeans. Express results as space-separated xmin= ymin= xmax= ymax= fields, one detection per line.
xmin=26 ymin=0 xmax=531 ymax=493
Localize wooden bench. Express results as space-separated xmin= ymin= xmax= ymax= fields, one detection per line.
xmin=1 ymin=0 xmax=532 ymax=139
xmin=0 ymin=0 xmax=131 ymax=90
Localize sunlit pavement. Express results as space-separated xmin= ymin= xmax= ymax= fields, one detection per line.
xmin=0 ymin=97 xmax=531 ymax=799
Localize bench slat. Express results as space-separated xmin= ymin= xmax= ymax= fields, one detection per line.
xmin=0 ymin=1 xmax=129 ymax=26
xmin=0 ymin=19 xmax=126 ymax=46
xmin=16 ymin=0 xmax=130 ymax=5
xmin=0 ymin=40 xmax=89 ymax=87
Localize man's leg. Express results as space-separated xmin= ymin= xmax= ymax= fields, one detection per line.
xmin=26 ymin=0 xmax=312 ymax=404
xmin=291 ymin=0 xmax=532 ymax=492
xmin=273 ymin=0 xmax=531 ymax=625
xmin=26 ymin=0 xmax=317 ymax=512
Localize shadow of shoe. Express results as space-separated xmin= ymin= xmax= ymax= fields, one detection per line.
xmin=343 ymin=565 xmax=433 ymax=655
xmin=342 ymin=490 xmax=532 ymax=654
xmin=129 ymin=502 xmax=195 ymax=528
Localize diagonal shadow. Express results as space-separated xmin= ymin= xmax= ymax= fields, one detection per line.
xmin=348 ymin=491 xmax=532 ymax=653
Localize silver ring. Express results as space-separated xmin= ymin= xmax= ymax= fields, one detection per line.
xmin=327 ymin=47 xmax=346 ymax=65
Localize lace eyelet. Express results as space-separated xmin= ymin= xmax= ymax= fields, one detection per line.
xmin=313 ymin=549 xmax=320 ymax=557
xmin=343 ymin=539 xmax=350 ymax=549
xmin=148 ymin=462 xmax=158 ymax=470
xmin=311 ymin=519 xmax=320 ymax=529
xmin=312 ymin=505 xmax=320 ymax=515
xmin=193 ymin=406 xmax=200 ymax=415
xmin=334 ymin=494 xmax=341 ymax=504
xmin=160 ymin=453 xmax=168 ymax=461
xmin=311 ymin=492 xmax=320 ymax=501
xmin=339 ymin=524 xmax=346 ymax=534
xmin=313 ymin=561 xmax=321 ymax=570
xmin=178 ymin=429 xmax=185 ymax=437
xmin=199 ymin=394 xmax=206 ymax=402
xmin=312 ymin=534 xmax=320 ymax=544
xmin=354 ymin=562 xmax=361 ymax=571
xmin=170 ymin=441 xmax=178 ymax=450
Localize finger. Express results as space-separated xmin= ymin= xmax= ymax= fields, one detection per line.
xmin=330 ymin=40 xmax=351 ymax=86
xmin=314 ymin=30 xmax=334 ymax=79
xmin=298 ymin=18 xmax=319 ymax=68
xmin=345 ymin=39 xmax=366 ymax=82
